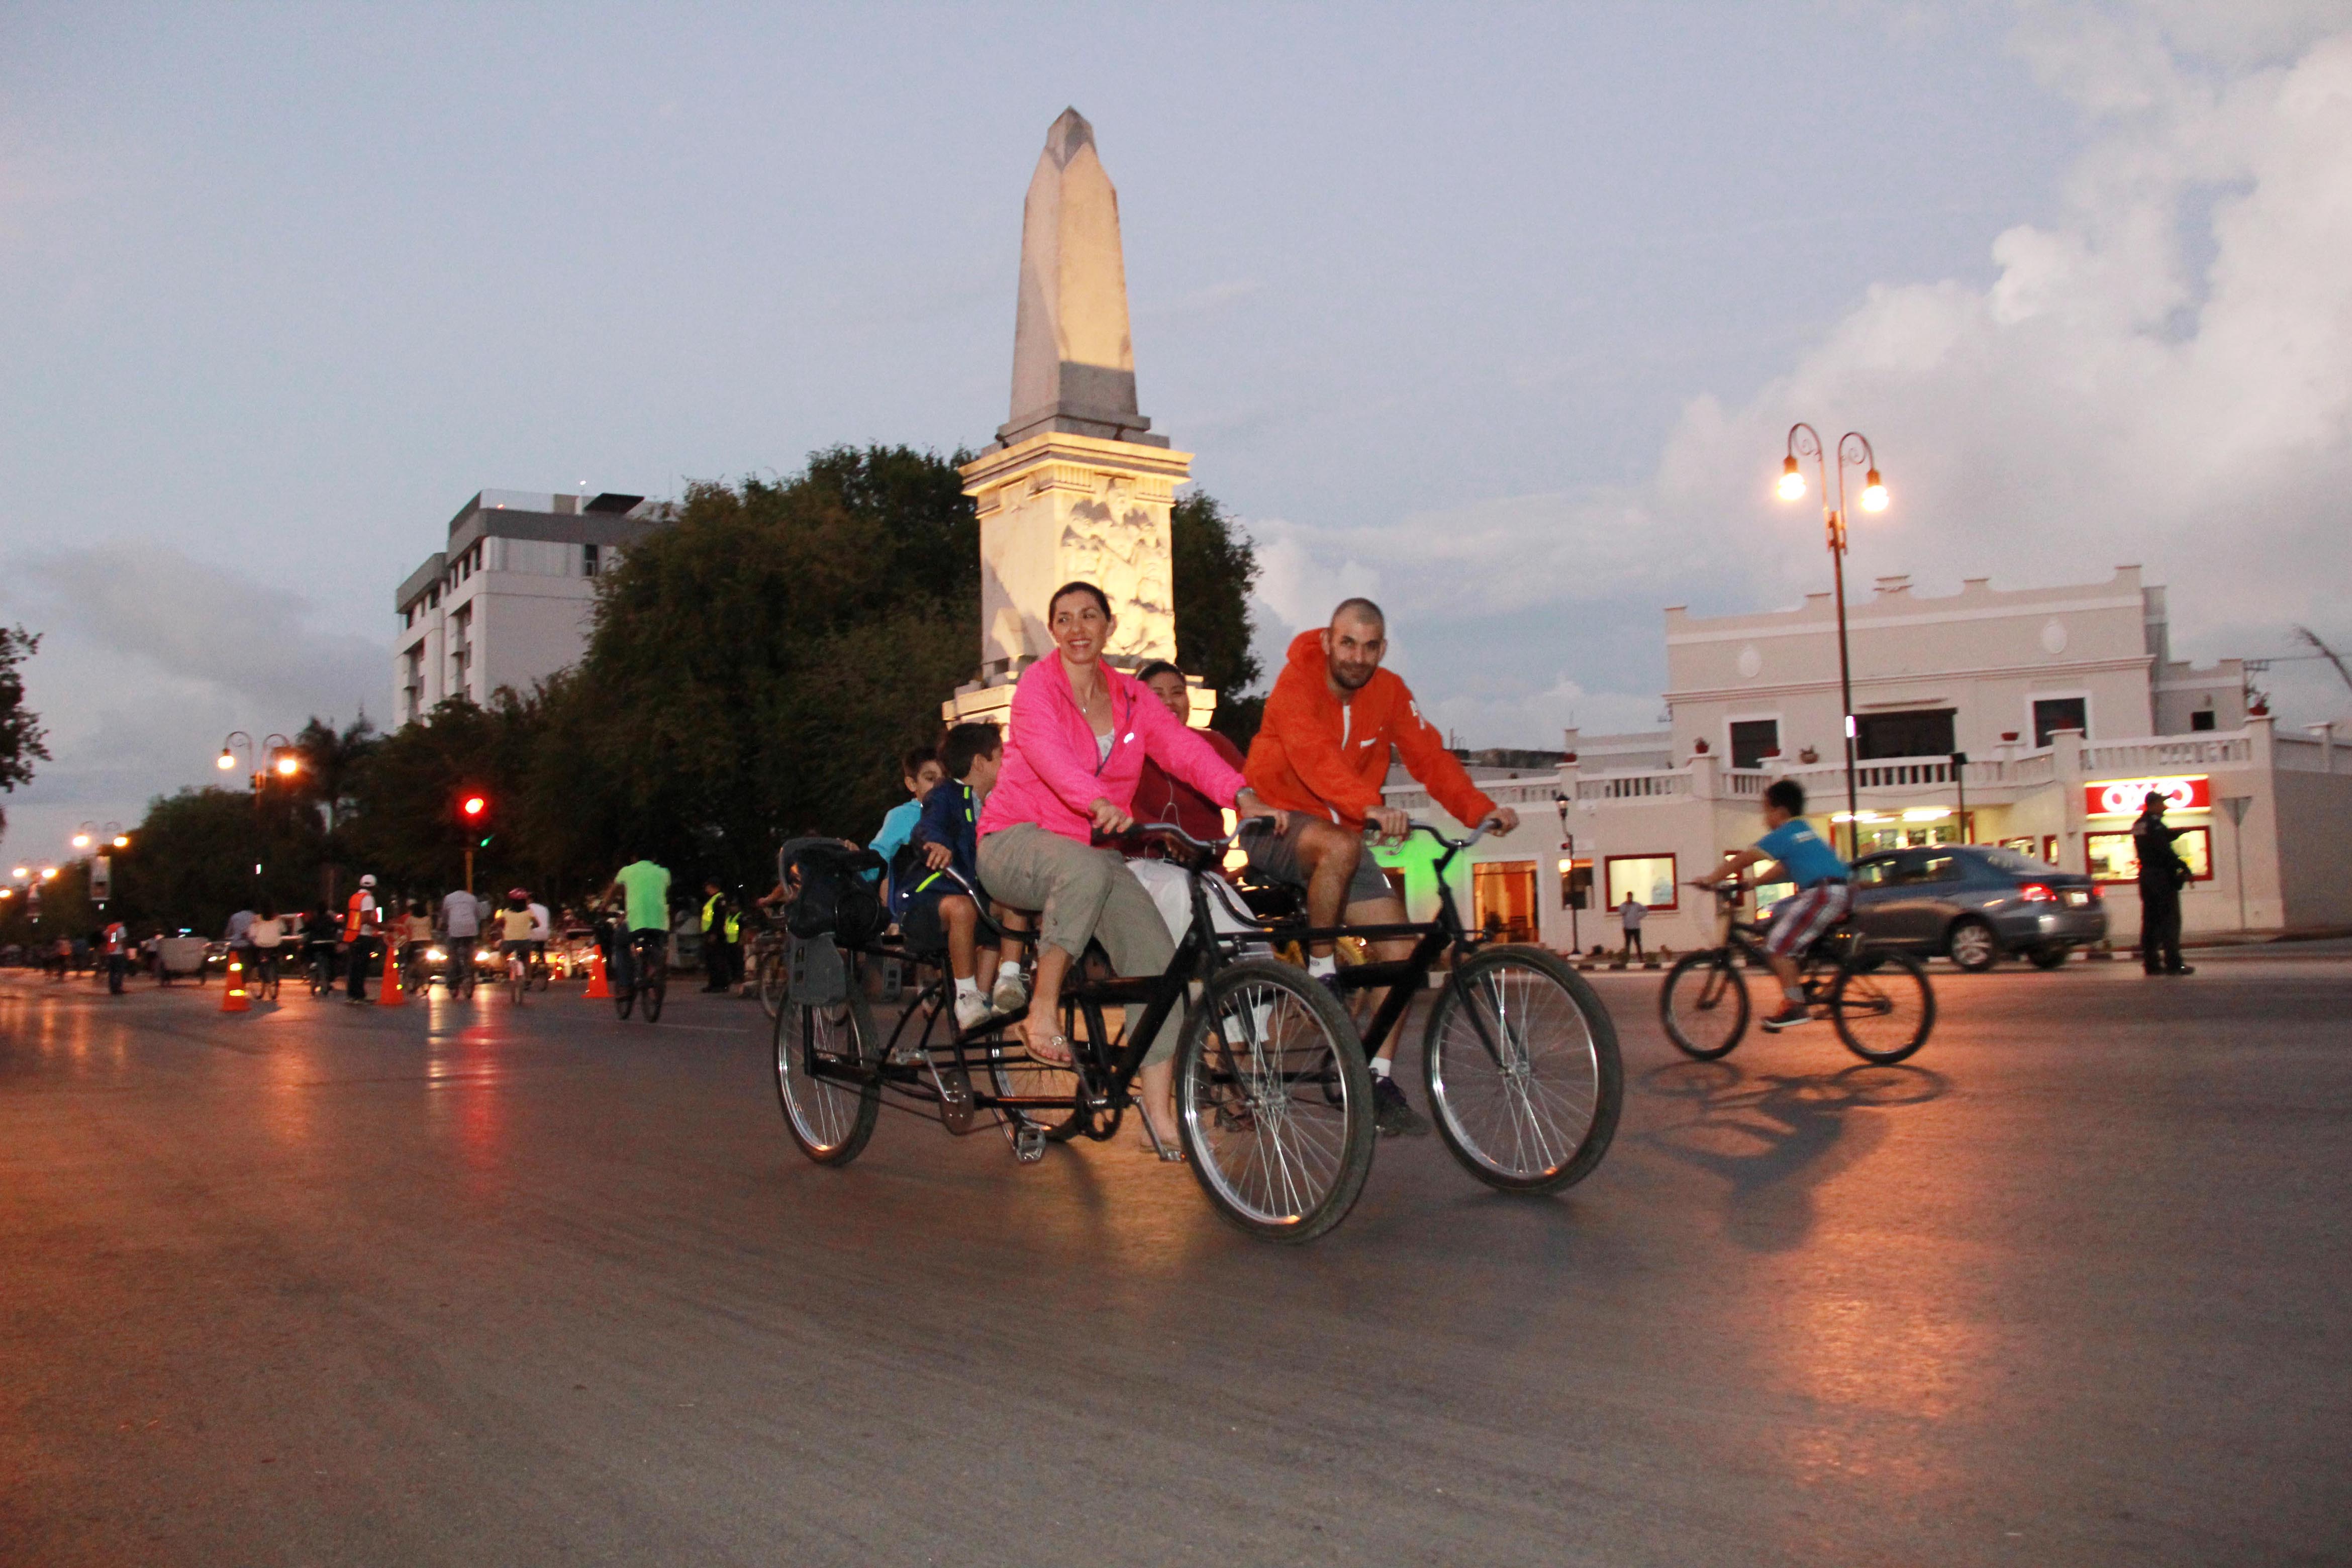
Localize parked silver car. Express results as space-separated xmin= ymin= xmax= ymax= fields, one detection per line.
xmin=1848 ymin=844 xmax=2107 ymax=970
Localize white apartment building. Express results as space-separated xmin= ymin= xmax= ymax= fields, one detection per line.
xmin=393 ymin=489 xmax=669 ymax=724
xmin=1372 ymin=566 xmax=2352 ymax=953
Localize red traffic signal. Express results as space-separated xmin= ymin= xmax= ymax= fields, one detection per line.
xmin=460 ymin=794 xmax=488 ymax=820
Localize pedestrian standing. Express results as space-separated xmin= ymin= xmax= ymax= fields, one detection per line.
xmin=344 ymin=874 xmax=382 ymax=1002
xmin=1619 ymin=891 xmax=1647 ymax=958
xmin=100 ymin=918 xmax=129 ymax=994
xmin=2132 ymin=791 xmax=2194 ymax=976
xmin=700 ymin=880 xmax=733 ymax=993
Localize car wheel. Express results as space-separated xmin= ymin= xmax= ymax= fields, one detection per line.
xmin=1947 ymin=918 xmax=2000 ymax=972
xmin=2028 ymin=945 xmax=2071 ymax=970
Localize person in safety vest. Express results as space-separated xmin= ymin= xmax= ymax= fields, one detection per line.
xmin=700 ymin=881 xmax=736 ymax=993
xmin=343 ymin=874 xmax=382 ymax=1003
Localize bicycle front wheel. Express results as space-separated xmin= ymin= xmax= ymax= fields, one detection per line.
xmin=774 ymin=997 xmax=880 ymax=1164
xmin=1425 ymin=946 xmax=1621 ymax=1193
xmin=1660 ymin=949 xmax=1750 ymax=1059
xmin=1177 ymin=957 xmax=1375 ymax=1244
xmin=1830 ymin=949 xmax=1935 ymax=1063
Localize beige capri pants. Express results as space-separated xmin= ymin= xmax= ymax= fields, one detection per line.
xmin=976 ymin=823 xmax=1186 ymax=1064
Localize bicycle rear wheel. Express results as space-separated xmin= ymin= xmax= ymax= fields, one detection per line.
xmin=641 ymin=949 xmax=665 ymax=1023
xmin=1659 ymin=950 xmax=1750 ymax=1059
xmin=1830 ymin=949 xmax=1934 ymax=1063
xmin=1425 ymin=946 xmax=1621 ymax=1193
xmin=774 ymin=996 xmax=880 ymax=1164
xmin=1177 ymin=957 xmax=1374 ymax=1244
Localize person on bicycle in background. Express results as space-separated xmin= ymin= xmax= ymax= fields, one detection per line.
xmin=598 ymin=854 xmax=673 ymax=1000
xmin=527 ymin=893 xmax=552 ymax=982
xmin=439 ymin=883 xmax=484 ymax=997
xmin=1694 ymin=777 xmax=1850 ymax=1031
xmin=1242 ymin=597 xmax=1519 ymax=1136
xmin=498 ymin=889 xmax=537 ymax=1002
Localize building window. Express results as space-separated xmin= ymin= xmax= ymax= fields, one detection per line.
xmin=1604 ymin=854 xmax=1679 ymax=912
xmin=1729 ymin=719 xmax=1780 ymax=769
xmin=1856 ymin=708 xmax=1955 ymax=760
xmin=582 ymin=543 xmax=600 ymax=577
xmin=2032 ymin=697 xmax=2088 ymax=746
xmin=1470 ymin=861 xmax=1538 ymax=944
xmin=2190 ymin=710 xmax=2216 ymax=732
xmin=2087 ymin=827 xmax=2212 ymax=883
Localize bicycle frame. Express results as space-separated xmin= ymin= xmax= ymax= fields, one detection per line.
xmin=805 ymin=828 xmax=1272 ymax=1132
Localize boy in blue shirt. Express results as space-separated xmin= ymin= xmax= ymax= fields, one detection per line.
xmin=906 ymin=723 xmax=1026 ymax=1032
xmin=1697 ymin=777 xmax=1851 ymax=1030
xmin=869 ymin=745 xmax=945 ymax=901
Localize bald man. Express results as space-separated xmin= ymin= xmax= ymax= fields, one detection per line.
xmin=1242 ymin=598 xmax=1519 ymax=1135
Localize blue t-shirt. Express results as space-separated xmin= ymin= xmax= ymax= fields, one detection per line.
xmin=1756 ymin=819 xmax=1848 ymax=888
xmin=866 ymin=798 xmax=923 ymax=893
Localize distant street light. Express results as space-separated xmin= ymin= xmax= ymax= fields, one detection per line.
xmin=1780 ymin=424 xmax=1889 ymax=859
xmin=71 ymin=821 xmax=94 ymax=850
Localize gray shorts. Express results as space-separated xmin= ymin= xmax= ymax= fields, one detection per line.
xmin=1240 ymin=816 xmax=1396 ymax=909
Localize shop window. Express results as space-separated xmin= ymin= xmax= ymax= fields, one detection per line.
xmin=2033 ymin=697 xmax=2089 ymax=746
xmin=1730 ymin=719 xmax=1780 ymax=769
xmin=1471 ymin=861 xmax=1538 ymax=944
xmin=1604 ymin=854 xmax=1679 ymax=912
xmin=1856 ymin=708 xmax=1955 ymax=760
xmin=2086 ymin=827 xmax=2212 ymax=883
xmin=2190 ymin=710 xmax=2216 ymax=732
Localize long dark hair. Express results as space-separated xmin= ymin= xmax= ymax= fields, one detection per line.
xmin=1047 ymin=580 xmax=1111 ymax=619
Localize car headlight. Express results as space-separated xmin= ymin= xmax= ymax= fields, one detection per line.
xmin=426 ymin=947 xmax=445 ymax=961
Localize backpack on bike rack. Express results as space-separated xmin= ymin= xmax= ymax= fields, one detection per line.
xmin=779 ymin=841 xmax=887 ymax=947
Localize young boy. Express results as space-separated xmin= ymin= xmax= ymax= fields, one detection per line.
xmin=1696 ymin=777 xmax=1850 ymax=1030
xmin=905 ymin=722 xmax=1027 ymax=1032
xmin=869 ymin=745 xmax=944 ymax=906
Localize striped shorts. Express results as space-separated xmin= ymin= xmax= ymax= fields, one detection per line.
xmin=1762 ymin=882 xmax=1851 ymax=958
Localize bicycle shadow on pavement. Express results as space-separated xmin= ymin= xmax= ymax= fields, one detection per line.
xmin=1637 ymin=1058 xmax=1948 ymax=1253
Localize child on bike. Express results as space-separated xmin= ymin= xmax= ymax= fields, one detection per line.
xmin=907 ymin=722 xmax=1028 ymax=1031
xmin=1695 ymin=777 xmax=1850 ymax=1031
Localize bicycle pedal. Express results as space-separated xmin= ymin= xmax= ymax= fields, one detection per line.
xmin=931 ymin=1063 xmax=974 ymax=1133
xmin=1011 ymin=1124 xmax=1048 ymax=1163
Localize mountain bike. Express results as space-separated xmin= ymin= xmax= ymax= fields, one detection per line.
xmin=1660 ymin=882 xmax=1935 ymax=1064
xmin=613 ymin=928 xmax=667 ymax=1022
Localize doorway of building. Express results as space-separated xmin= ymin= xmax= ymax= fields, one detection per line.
xmin=1471 ymin=861 xmax=1539 ymax=944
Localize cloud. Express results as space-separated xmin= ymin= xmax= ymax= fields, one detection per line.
xmin=1256 ymin=5 xmax=2352 ymax=739
xmin=0 ymin=544 xmax=383 ymax=856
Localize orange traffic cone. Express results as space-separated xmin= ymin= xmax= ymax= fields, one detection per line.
xmin=220 ymin=957 xmax=250 ymax=1013
xmin=376 ymin=939 xmax=404 ymax=1006
xmin=583 ymin=944 xmax=611 ymax=999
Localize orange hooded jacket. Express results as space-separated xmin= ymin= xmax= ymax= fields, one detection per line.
xmin=1245 ymin=629 xmax=1498 ymax=832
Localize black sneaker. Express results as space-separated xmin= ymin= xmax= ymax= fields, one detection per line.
xmin=1759 ymin=1003 xmax=1814 ymax=1032
xmin=1371 ymin=1075 xmax=1429 ymax=1137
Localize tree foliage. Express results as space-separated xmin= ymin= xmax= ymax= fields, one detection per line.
xmin=1169 ymin=492 xmax=1264 ymax=747
xmin=0 ymin=626 xmax=50 ymax=833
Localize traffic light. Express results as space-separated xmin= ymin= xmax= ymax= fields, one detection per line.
xmin=459 ymin=792 xmax=493 ymax=848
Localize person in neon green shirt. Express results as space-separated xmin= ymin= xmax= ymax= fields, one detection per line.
xmin=598 ymin=857 xmax=673 ymax=997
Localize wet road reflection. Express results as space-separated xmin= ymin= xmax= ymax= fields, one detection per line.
xmin=0 ymin=962 xmax=2345 ymax=1566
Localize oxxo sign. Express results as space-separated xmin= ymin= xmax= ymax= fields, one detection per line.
xmin=2085 ymin=775 xmax=2211 ymax=817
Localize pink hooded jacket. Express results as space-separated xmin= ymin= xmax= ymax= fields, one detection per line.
xmin=977 ymin=653 xmax=1246 ymax=845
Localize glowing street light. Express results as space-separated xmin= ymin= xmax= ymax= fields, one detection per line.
xmin=217 ymin=749 xmax=237 ymax=770
xmin=112 ymin=834 xmax=130 ymax=849
xmin=40 ymin=866 xmax=58 ymax=880
xmin=1779 ymin=424 xmax=1890 ymax=858
xmin=275 ymin=753 xmax=300 ymax=777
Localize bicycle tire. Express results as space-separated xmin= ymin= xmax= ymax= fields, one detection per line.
xmin=774 ymin=995 xmax=880 ymax=1164
xmin=1659 ymin=950 xmax=1750 ymax=1059
xmin=642 ymin=948 xmax=665 ymax=1023
xmin=1176 ymin=957 xmax=1375 ymax=1244
xmin=1424 ymin=945 xmax=1622 ymax=1194
xmin=1830 ymin=948 xmax=1935 ymax=1063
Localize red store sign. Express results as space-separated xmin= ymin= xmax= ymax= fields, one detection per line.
xmin=2084 ymin=774 xmax=2211 ymax=817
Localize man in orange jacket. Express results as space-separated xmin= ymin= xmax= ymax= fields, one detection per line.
xmin=1243 ymin=598 xmax=1519 ymax=1135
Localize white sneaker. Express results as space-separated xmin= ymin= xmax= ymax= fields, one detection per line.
xmin=954 ymin=991 xmax=994 ymax=1032
xmin=991 ymin=970 xmax=1029 ymax=1013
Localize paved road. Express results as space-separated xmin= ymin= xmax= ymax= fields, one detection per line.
xmin=4 ymin=957 xmax=2345 ymax=1567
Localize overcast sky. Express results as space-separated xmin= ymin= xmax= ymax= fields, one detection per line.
xmin=4 ymin=1 xmax=2348 ymax=860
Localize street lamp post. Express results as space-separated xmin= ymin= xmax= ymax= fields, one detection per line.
xmin=1780 ymin=424 xmax=1887 ymax=860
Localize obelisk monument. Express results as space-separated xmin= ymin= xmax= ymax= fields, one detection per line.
xmin=948 ymin=109 xmax=1203 ymax=727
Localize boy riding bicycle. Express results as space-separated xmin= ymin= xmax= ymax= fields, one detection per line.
xmin=906 ymin=722 xmax=1028 ymax=1032
xmin=1694 ymin=778 xmax=1850 ymax=1031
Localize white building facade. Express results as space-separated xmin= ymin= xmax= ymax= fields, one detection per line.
xmin=393 ymin=489 xmax=668 ymax=724
xmin=1372 ymin=567 xmax=2351 ymax=955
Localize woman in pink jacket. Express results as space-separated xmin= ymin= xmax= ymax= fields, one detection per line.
xmin=977 ymin=581 xmax=1282 ymax=1157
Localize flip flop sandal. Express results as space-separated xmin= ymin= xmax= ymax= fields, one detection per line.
xmin=1029 ymin=1032 xmax=1074 ymax=1067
